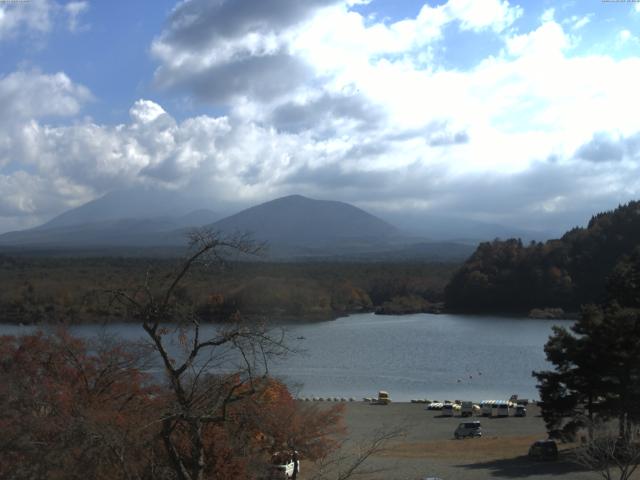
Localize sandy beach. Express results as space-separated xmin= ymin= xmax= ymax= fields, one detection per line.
xmin=303 ymin=401 xmax=607 ymax=480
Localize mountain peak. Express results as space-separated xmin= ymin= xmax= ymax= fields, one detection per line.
xmin=210 ymin=195 xmax=397 ymax=246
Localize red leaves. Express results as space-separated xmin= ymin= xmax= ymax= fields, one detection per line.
xmin=0 ymin=331 xmax=345 ymax=480
xmin=0 ymin=330 xmax=161 ymax=480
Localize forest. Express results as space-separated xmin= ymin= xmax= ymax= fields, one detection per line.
xmin=0 ymin=254 xmax=457 ymax=325
xmin=444 ymin=201 xmax=640 ymax=314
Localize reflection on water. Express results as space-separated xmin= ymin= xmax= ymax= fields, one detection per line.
xmin=0 ymin=313 xmax=572 ymax=402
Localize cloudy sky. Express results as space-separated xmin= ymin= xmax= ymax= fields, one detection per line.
xmin=1 ymin=0 xmax=639 ymax=234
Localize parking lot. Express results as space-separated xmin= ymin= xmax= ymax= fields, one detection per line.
xmin=306 ymin=402 xmax=606 ymax=480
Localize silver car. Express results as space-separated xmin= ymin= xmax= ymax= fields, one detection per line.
xmin=454 ymin=421 xmax=482 ymax=439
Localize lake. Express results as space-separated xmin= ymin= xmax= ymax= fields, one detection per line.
xmin=1 ymin=313 xmax=571 ymax=402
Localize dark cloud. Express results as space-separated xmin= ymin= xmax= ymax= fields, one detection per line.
xmin=428 ymin=130 xmax=469 ymax=146
xmin=285 ymin=162 xmax=391 ymax=189
xmin=277 ymin=157 xmax=640 ymax=235
xmin=343 ymin=142 xmax=389 ymax=160
xmin=383 ymin=121 xmax=470 ymax=147
xmin=575 ymin=132 xmax=624 ymax=163
xmin=156 ymin=52 xmax=315 ymax=103
xmin=270 ymin=92 xmax=385 ymax=134
xmin=153 ymin=0 xmax=340 ymax=103
xmin=162 ymin=0 xmax=338 ymax=51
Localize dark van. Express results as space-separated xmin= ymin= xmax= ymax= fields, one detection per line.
xmin=528 ymin=440 xmax=558 ymax=460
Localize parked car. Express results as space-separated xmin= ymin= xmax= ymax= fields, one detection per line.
xmin=454 ymin=421 xmax=482 ymax=439
xmin=528 ymin=440 xmax=558 ymax=461
xmin=515 ymin=405 xmax=527 ymax=417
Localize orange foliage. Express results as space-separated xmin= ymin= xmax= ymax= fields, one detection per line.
xmin=0 ymin=330 xmax=162 ymax=480
xmin=0 ymin=332 xmax=345 ymax=480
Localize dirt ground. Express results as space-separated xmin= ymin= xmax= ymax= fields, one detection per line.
xmin=301 ymin=401 xmax=623 ymax=480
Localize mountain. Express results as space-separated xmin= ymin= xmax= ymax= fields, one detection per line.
xmin=36 ymin=188 xmax=206 ymax=230
xmin=0 ymin=192 xmax=474 ymax=261
xmin=376 ymin=211 xmax=556 ymax=244
xmin=0 ymin=187 xmax=221 ymax=248
xmin=0 ymin=212 xmax=220 ymax=249
xmin=209 ymin=195 xmax=397 ymax=247
xmin=444 ymin=200 xmax=640 ymax=313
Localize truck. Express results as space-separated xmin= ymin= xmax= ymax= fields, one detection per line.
xmin=371 ymin=391 xmax=391 ymax=405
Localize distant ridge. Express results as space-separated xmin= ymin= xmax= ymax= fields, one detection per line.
xmin=37 ymin=188 xmax=206 ymax=230
xmin=0 ymin=192 xmax=475 ymax=261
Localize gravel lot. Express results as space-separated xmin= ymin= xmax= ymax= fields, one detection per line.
xmin=304 ymin=401 xmax=608 ymax=480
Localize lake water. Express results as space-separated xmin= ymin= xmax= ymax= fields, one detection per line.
xmin=0 ymin=313 xmax=571 ymax=402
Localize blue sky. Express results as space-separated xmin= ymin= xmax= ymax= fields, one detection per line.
xmin=0 ymin=0 xmax=640 ymax=233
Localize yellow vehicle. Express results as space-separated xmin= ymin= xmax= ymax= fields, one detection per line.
xmin=373 ymin=390 xmax=391 ymax=405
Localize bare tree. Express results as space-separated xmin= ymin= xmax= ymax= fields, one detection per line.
xmin=573 ymin=420 xmax=640 ymax=480
xmin=111 ymin=229 xmax=289 ymax=480
xmin=109 ymin=228 xmax=403 ymax=480
xmin=310 ymin=426 xmax=405 ymax=480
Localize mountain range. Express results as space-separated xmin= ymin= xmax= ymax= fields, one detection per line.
xmin=0 ymin=189 xmax=544 ymax=261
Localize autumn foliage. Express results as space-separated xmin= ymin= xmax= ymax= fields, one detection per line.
xmin=0 ymin=330 xmax=345 ymax=480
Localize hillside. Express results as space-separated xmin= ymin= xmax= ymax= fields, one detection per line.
xmin=37 ymin=188 xmax=208 ymax=230
xmin=444 ymin=201 xmax=640 ymax=313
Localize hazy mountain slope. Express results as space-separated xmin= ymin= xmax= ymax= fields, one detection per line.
xmin=377 ymin=212 xmax=555 ymax=243
xmin=209 ymin=195 xmax=398 ymax=246
xmin=0 ymin=212 xmax=221 ymax=248
xmin=38 ymin=188 xmax=206 ymax=230
xmin=0 ymin=192 xmax=476 ymax=262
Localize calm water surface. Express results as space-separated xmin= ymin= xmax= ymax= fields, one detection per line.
xmin=1 ymin=313 xmax=571 ymax=402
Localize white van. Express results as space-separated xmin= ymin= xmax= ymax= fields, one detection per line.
xmin=481 ymin=400 xmax=494 ymax=416
xmin=497 ymin=401 xmax=510 ymax=417
xmin=460 ymin=401 xmax=474 ymax=417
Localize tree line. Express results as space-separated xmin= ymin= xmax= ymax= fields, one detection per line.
xmin=0 ymin=255 xmax=457 ymax=324
xmin=445 ymin=201 xmax=640 ymax=313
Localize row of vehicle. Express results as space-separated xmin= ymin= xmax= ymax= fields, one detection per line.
xmin=427 ymin=400 xmax=527 ymax=417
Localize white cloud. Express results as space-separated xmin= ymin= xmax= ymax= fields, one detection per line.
xmin=0 ymin=0 xmax=89 ymax=40
xmin=64 ymin=1 xmax=89 ymax=32
xmin=540 ymin=8 xmax=554 ymax=23
xmin=3 ymin=1 xmax=640 ymax=233
xmin=570 ymin=15 xmax=591 ymax=30
xmin=617 ymin=29 xmax=637 ymax=46
xmin=0 ymin=70 xmax=91 ymax=122
xmin=444 ymin=0 xmax=523 ymax=33
xmin=0 ymin=0 xmax=52 ymax=39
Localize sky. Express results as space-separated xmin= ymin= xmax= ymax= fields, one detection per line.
xmin=1 ymin=0 xmax=640 ymax=235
